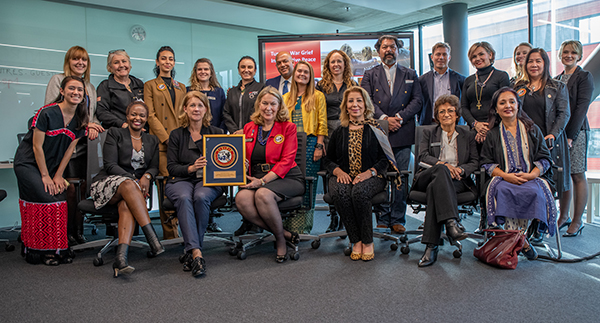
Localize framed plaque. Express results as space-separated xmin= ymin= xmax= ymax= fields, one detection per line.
xmin=203 ymin=134 xmax=247 ymax=186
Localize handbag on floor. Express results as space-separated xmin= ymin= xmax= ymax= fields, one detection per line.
xmin=473 ymin=229 xmax=525 ymax=269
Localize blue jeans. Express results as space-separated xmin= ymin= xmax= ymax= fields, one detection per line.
xmin=376 ymin=146 xmax=411 ymax=226
xmin=165 ymin=180 xmax=222 ymax=252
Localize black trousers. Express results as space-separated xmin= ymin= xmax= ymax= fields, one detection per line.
xmin=412 ymin=164 xmax=468 ymax=245
xmin=329 ymin=175 xmax=386 ymax=244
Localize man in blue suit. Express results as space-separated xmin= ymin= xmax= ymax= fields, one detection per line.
xmin=265 ymin=51 xmax=294 ymax=95
xmin=419 ymin=42 xmax=466 ymax=125
xmin=361 ymin=35 xmax=423 ymax=234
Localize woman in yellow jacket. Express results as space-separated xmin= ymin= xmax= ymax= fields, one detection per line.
xmin=283 ymin=61 xmax=327 ymax=234
xmin=144 ymin=46 xmax=187 ymax=239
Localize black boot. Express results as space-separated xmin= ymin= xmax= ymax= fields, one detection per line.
xmin=74 ymin=209 xmax=87 ymax=244
xmin=113 ymin=244 xmax=134 ymax=277
xmin=141 ymin=224 xmax=165 ymax=257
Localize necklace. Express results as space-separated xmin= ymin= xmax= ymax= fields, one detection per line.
xmin=475 ymin=69 xmax=494 ymax=109
xmin=257 ymin=126 xmax=272 ymax=145
xmin=131 ymin=134 xmax=141 ymax=140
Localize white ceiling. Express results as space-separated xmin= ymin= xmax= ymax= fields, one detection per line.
xmin=63 ymin=0 xmax=499 ymax=34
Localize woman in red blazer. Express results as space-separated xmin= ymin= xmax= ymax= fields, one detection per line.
xmin=236 ymin=86 xmax=304 ymax=263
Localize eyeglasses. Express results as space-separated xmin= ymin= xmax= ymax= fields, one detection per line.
xmin=438 ymin=109 xmax=456 ymax=115
xmin=108 ymin=49 xmax=125 ymax=54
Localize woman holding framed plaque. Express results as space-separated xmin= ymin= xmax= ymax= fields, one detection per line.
xmin=165 ymin=91 xmax=224 ymax=277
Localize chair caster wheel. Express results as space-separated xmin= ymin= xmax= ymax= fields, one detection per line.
xmin=311 ymin=240 xmax=320 ymax=249
xmin=399 ymin=235 xmax=407 ymax=243
xmin=290 ymin=252 xmax=300 ymax=261
xmin=5 ymin=244 xmax=15 ymax=252
xmin=390 ymin=243 xmax=398 ymax=251
xmin=237 ymin=251 xmax=247 ymax=260
xmin=400 ymin=246 xmax=410 ymax=254
xmin=343 ymin=247 xmax=352 ymax=256
xmin=340 ymin=235 xmax=347 ymax=240
xmin=93 ymin=257 xmax=103 ymax=266
xmin=453 ymin=249 xmax=462 ymax=258
xmin=229 ymin=247 xmax=238 ymax=256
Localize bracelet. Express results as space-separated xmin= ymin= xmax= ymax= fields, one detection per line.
xmin=315 ymin=143 xmax=324 ymax=149
xmin=472 ymin=121 xmax=478 ymax=128
xmin=260 ymin=178 xmax=266 ymax=186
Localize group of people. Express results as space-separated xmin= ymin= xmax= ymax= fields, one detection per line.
xmin=13 ymin=34 xmax=594 ymax=274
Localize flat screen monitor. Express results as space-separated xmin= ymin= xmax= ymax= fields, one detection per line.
xmin=258 ymin=32 xmax=414 ymax=83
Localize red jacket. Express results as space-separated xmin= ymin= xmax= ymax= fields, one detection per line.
xmin=244 ymin=121 xmax=298 ymax=178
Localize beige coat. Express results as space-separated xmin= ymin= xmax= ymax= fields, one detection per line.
xmin=144 ymin=77 xmax=187 ymax=175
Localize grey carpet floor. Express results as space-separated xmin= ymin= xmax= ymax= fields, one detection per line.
xmin=2 ymin=207 xmax=600 ymax=323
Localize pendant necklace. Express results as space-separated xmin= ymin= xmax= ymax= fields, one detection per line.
xmin=475 ymin=69 xmax=494 ymax=109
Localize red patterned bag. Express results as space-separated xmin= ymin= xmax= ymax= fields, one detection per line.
xmin=473 ymin=229 xmax=525 ymax=269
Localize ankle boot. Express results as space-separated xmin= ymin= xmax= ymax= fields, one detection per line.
xmin=113 ymin=244 xmax=134 ymax=277
xmin=142 ymin=224 xmax=165 ymax=257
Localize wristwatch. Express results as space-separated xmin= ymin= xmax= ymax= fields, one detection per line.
xmin=144 ymin=173 xmax=152 ymax=180
xmin=315 ymin=143 xmax=324 ymax=150
xmin=370 ymin=168 xmax=376 ymax=177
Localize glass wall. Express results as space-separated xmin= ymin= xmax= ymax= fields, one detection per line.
xmin=533 ymin=0 xmax=600 ymax=171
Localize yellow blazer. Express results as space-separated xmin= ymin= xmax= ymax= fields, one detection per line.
xmin=284 ymin=90 xmax=328 ymax=137
xmin=144 ymin=77 xmax=187 ymax=145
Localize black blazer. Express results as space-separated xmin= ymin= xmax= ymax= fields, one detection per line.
xmin=93 ymin=127 xmax=159 ymax=182
xmin=418 ymin=69 xmax=466 ymax=125
xmin=556 ymin=66 xmax=595 ymax=141
xmin=416 ymin=125 xmax=478 ymax=188
xmin=96 ymin=74 xmax=145 ymax=129
xmin=166 ymin=125 xmax=224 ymax=183
xmin=323 ymin=124 xmax=389 ymax=177
xmin=480 ymin=124 xmax=554 ymax=191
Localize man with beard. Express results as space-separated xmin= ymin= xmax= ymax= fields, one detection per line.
xmin=419 ymin=42 xmax=466 ymax=125
xmin=266 ymin=51 xmax=294 ymax=95
xmin=361 ymin=34 xmax=423 ymax=234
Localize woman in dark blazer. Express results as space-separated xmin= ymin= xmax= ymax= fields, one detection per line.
xmin=411 ymin=94 xmax=479 ymax=267
xmin=461 ymin=42 xmax=510 ymax=143
xmin=165 ymin=91 xmax=224 ymax=277
xmin=96 ymin=49 xmax=145 ymax=129
xmin=324 ymin=86 xmax=397 ymax=262
xmin=514 ymin=48 xmax=571 ymax=239
xmin=144 ymin=46 xmax=187 ymax=240
xmin=90 ymin=102 xmax=164 ymax=277
xmin=555 ymin=40 xmax=595 ymax=236
xmin=235 ymin=86 xmax=304 ymax=263
xmin=223 ymin=56 xmax=266 ymax=134
xmin=480 ymin=87 xmax=556 ymax=259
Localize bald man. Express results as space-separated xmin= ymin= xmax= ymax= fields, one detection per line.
xmin=266 ymin=51 xmax=294 ymax=95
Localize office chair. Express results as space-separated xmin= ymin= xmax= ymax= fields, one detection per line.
xmin=399 ymin=125 xmax=484 ymax=257
xmin=310 ymin=120 xmax=402 ymax=254
xmin=0 ymin=189 xmax=16 ymax=251
xmin=230 ymin=132 xmax=319 ymax=260
xmin=71 ymin=132 xmax=152 ymax=266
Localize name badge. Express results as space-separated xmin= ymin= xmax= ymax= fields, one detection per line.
xmin=431 ymin=142 xmax=441 ymax=147
xmin=246 ymin=138 xmax=254 ymax=142
xmin=405 ymin=80 xmax=414 ymax=84
xmin=208 ymin=96 xmax=216 ymax=100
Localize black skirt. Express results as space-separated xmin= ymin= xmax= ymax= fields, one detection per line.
xmin=247 ymin=165 xmax=304 ymax=199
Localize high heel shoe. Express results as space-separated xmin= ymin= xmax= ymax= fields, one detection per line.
xmin=563 ymin=223 xmax=584 ymax=237
xmin=521 ymin=241 xmax=538 ymax=260
xmin=558 ymin=218 xmax=572 ymax=231
xmin=362 ymin=252 xmax=374 ymax=261
xmin=276 ymin=254 xmax=288 ymax=263
xmin=285 ymin=231 xmax=300 ymax=245
xmin=141 ymin=224 xmax=165 ymax=257
xmin=113 ymin=244 xmax=135 ymax=277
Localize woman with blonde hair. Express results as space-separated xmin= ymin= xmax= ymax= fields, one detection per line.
xmin=236 ymin=86 xmax=304 ymax=263
xmin=323 ymin=86 xmax=397 ymax=261
xmin=165 ymin=91 xmax=224 ymax=276
xmin=283 ymin=61 xmax=327 ymax=234
xmin=510 ymin=42 xmax=532 ymax=84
